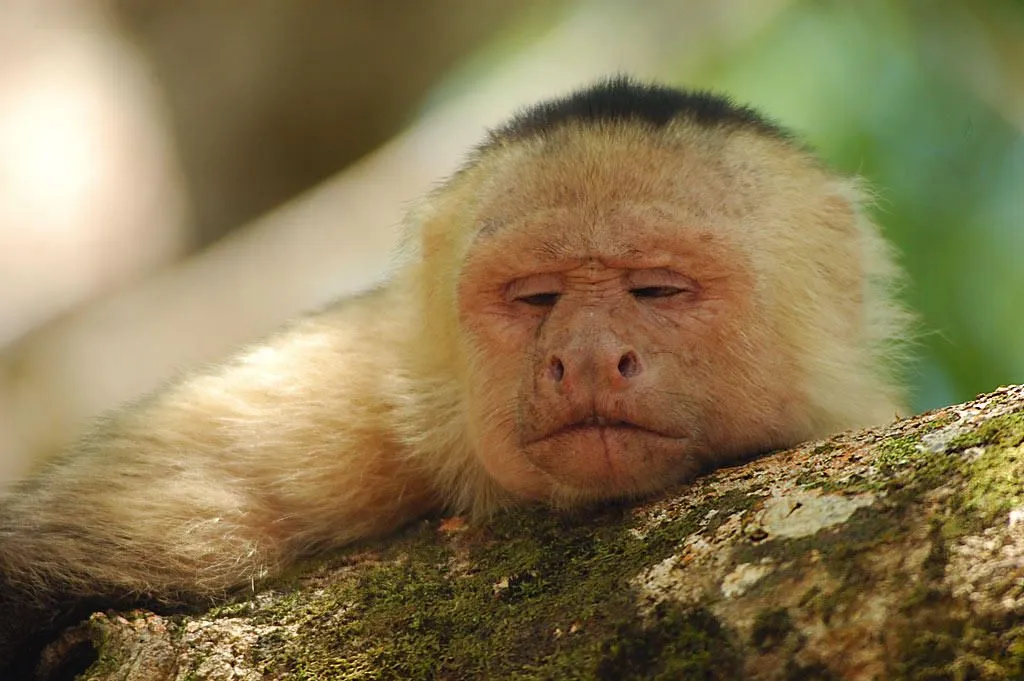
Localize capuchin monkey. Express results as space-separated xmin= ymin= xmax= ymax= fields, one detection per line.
xmin=0 ymin=78 xmax=909 ymax=661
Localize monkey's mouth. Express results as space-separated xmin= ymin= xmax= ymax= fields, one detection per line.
xmin=545 ymin=415 xmax=664 ymax=440
xmin=522 ymin=413 xmax=692 ymax=494
xmin=582 ymin=415 xmax=626 ymax=427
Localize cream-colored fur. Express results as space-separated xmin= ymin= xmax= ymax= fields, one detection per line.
xmin=0 ymin=89 xmax=910 ymax=605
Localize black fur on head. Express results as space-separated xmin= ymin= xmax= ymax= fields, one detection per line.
xmin=481 ymin=76 xmax=789 ymax=150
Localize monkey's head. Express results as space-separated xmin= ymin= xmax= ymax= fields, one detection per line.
xmin=414 ymin=79 xmax=905 ymax=507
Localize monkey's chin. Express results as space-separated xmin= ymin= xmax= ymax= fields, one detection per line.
xmin=524 ymin=425 xmax=692 ymax=499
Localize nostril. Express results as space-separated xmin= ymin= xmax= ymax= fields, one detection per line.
xmin=617 ymin=351 xmax=641 ymax=378
xmin=548 ymin=357 xmax=565 ymax=382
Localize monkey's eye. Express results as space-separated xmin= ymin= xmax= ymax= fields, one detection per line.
xmin=516 ymin=292 xmax=561 ymax=307
xmin=507 ymin=275 xmax=563 ymax=308
xmin=630 ymin=286 xmax=686 ymax=299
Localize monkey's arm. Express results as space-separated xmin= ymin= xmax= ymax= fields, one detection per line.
xmin=0 ymin=286 xmax=437 ymax=603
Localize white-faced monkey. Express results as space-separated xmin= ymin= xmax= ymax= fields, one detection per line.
xmin=0 ymin=79 xmax=909 ymax=665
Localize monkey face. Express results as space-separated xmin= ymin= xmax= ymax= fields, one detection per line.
xmin=454 ymin=128 xmax=809 ymax=505
xmin=508 ymin=261 xmax=704 ymax=492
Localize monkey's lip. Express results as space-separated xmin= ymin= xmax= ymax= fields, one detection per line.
xmin=524 ymin=415 xmax=692 ymax=492
xmin=543 ymin=415 xmax=676 ymax=440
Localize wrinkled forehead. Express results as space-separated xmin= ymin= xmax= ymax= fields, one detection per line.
xmin=467 ymin=122 xmax=775 ymax=239
xmin=446 ymin=124 xmax=784 ymax=279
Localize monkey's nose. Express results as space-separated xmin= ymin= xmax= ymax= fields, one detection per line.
xmin=546 ymin=349 xmax=643 ymax=388
xmin=617 ymin=351 xmax=641 ymax=378
xmin=548 ymin=356 xmax=566 ymax=382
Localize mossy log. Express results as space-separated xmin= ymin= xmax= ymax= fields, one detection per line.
xmin=41 ymin=385 xmax=1024 ymax=680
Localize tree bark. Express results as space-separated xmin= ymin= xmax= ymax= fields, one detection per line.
xmin=40 ymin=385 xmax=1024 ymax=680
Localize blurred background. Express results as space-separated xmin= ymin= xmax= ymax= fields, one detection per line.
xmin=1 ymin=0 xmax=1021 ymax=484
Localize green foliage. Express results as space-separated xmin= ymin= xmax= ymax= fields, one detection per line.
xmin=687 ymin=0 xmax=1024 ymax=412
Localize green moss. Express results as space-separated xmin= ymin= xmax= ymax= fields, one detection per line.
xmin=919 ymin=522 xmax=949 ymax=582
xmin=886 ymin=410 xmax=1024 ymax=679
xmin=896 ymin=630 xmax=958 ymax=680
xmin=881 ymin=439 xmax=961 ymax=509
xmin=958 ymin=446 xmax=1024 ymax=526
xmin=234 ymin=503 xmax=747 ymax=679
xmin=800 ymin=587 xmax=848 ymax=626
xmin=875 ymin=436 xmax=925 ymax=474
xmin=591 ymin=606 xmax=741 ymax=681
xmin=915 ymin=414 xmax=957 ymax=434
xmin=800 ymin=433 xmax=940 ymax=496
xmin=795 ymin=411 xmax=1022 ymax=512
xmin=793 ymin=471 xmax=846 ymax=494
xmin=750 ymin=607 xmax=793 ymax=652
xmin=891 ymin=411 xmax=1024 ymax=532
xmin=892 ymin=618 xmax=1024 ymax=680
xmin=947 ymin=412 xmax=1024 ymax=450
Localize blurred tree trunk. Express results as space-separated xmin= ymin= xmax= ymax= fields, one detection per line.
xmin=113 ymin=0 xmax=559 ymax=246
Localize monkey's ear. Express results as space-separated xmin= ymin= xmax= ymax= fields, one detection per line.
xmin=397 ymin=177 xmax=482 ymax=359
xmin=820 ymin=192 xmax=859 ymax=236
xmin=408 ymin=178 xmax=473 ymax=266
xmin=819 ymin=178 xmax=877 ymax=235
